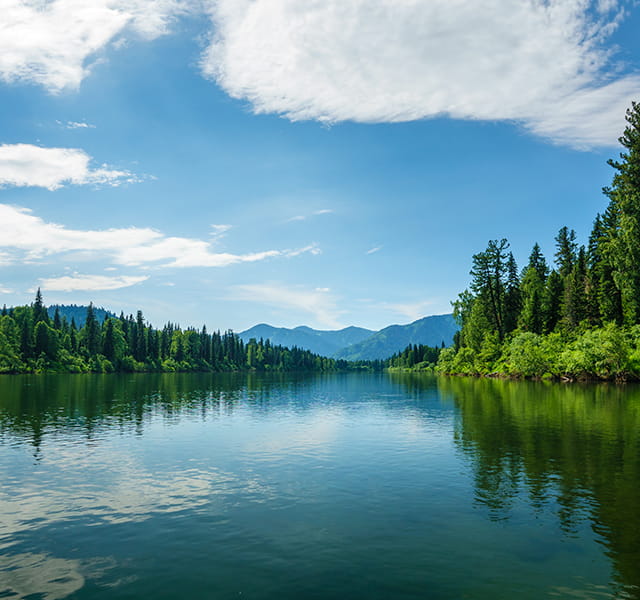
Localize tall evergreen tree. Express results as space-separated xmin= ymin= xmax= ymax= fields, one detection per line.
xmin=503 ymin=252 xmax=521 ymax=334
xmin=601 ymin=101 xmax=640 ymax=325
xmin=83 ymin=303 xmax=101 ymax=356
xmin=519 ymin=243 xmax=548 ymax=333
xmin=32 ymin=288 xmax=49 ymax=325
xmin=554 ymin=227 xmax=578 ymax=277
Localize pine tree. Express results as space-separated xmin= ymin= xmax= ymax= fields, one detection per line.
xmin=135 ymin=310 xmax=147 ymax=361
xmin=519 ymin=243 xmax=548 ymax=334
xmin=503 ymin=252 xmax=521 ymax=334
xmin=542 ymin=270 xmax=563 ymax=333
xmin=103 ymin=318 xmax=116 ymax=363
xmin=562 ymin=246 xmax=588 ymax=329
xmin=601 ymin=101 xmax=640 ymax=324
xmin=83 ymin=303 xmax=101 ymax=356
xmin=32 ymin=288 xmax=49 ymax=324
xmin=53 ymin=307 xmax=62 ymax=330
xmin=554 ymin=227 xmax=577 ymax=277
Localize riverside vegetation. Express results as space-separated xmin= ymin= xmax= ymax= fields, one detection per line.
xmin=437 ymin=102 xmax=640 ymax=381
xmin=0 ymin=295 xmax=381 ymax=374
xmin=0 ymin=293 xmax=442 ymax=375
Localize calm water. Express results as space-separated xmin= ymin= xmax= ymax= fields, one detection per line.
xmin=0 ymin=373 xmax=638 ymax=599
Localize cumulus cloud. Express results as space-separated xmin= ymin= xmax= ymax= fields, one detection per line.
xmin=0 ymin=144 xmax=138 ymax=190
xmin=39 ymin=273 xmax=149 ymax=292
xmin=231 ymin=282 xmax=344 ymax=329
xmin=0 ymin=0 xmax=187 ymax=92
xmin=0 ymin=203 xmax=317 ymax=269
xmin=202 ymin=0 xmax=640 ymax=148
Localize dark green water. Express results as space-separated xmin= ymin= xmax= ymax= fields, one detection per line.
xmin=0 ymin=373 xmax=638 ymax=599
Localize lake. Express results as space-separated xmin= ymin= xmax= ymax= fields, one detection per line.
xmin=0 ymin=373 xmax=638 ymax=599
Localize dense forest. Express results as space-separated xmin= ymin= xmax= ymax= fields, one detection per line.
xmin=0 ymin=294 xmax=381 ymax=374
xmin=438 ymin=102 xmax=640 ymax=380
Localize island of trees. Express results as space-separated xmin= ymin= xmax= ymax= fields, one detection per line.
xmin=437 ymin=102 xmax=640 ymax=381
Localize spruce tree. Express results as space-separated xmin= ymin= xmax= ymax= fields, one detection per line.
xmin=554 ymin=227 xmax=578 ymax=277
xmin=519 ymin=243 xmax=548 ymax=333
xmin=84 ymin=303 xmax=101 ymax=356
xmin=542 ymin=270 xmax=563 ymax=333
xmin=53 ymin=307 xmax=62 ymax=330
xmin=601 ymin=101 xmax=640 ymax=324
xmin=32 ymin=288 xmax=49 ymax=324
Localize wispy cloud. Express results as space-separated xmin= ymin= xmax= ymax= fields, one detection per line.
xmin=383 ymin=300 xmax=437 ymax=323
xmin=202 ymin=0 xmax=639 ymax=148
xmin=231 ymin=282 xmax=344 ymax=329
xmin=0 ymin=286 xmax=14 ymax=294
xmin=286 ymin=208 xmax=334 ymax=223
xmin=0 ymin=0 xmax=188 ymax=92
xmin=0 ymin=204 xmax=319 ymax=269
xmin=39 ymin=274 xmax=149 ymax=292
xmin=0 ymin=144 xmax=139 ymax=190
xmin=366 ymin=246 xmax=382 ymax=255
xmin=57 ymin=120 xmax=96 ymax=130
xmin=210 ymin=224 xmax=232 ymax=237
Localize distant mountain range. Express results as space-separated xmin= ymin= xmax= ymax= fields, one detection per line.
xmin=238 ymin=323 xmax=374 ymax=357
xmin=33 ymin=303 xmax=458 ymax=360
xmin=47 ymin=304 xmax=117 ymax=327
xmin=240 ymin=314 xmax=459 ymax=361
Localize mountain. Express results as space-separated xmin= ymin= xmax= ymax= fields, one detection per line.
xmin=47 ymin=304 xmax=117 ymax=327
xmin=240 ymin=314 xmax=459 ymax=361
xmin=239 ymin=323 xmax=374 ymax=357
xmin=334 ymin=314 xmax=459 ymax=361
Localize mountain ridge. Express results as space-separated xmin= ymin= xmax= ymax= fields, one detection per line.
xmin=239 ymin=314 xmax=458 ymax=361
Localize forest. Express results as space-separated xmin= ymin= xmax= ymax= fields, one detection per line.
xmin=0 ymin=294 xmax=384 ymax=374
xmin=438 ymin=102 xmax=640 ymax=380
xmin=0 ymin=291 xmax=445 ymax=374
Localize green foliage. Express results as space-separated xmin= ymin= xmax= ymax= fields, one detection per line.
xmin=441 ymin=103 xmax=640 ymax=381
xmin=0 ymin=291 xmax=380 ymax=375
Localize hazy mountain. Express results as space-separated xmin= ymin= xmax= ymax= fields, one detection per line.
xmin=334 ymin=314 xmax=459 ymax=361
xmin=239 ymin=323 xmax=374 ymax=357
xmin=47 ymin=304 xmax=117 ymax=327
xmin=240 ymin=314 xmax=459 ymax=361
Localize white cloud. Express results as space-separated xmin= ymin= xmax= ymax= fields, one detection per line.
xmin=287 ymin=209 xmax=334 ymax=223
xmin=366 ymin=246 xmax=382 ymax=255
xmin=39 ymin=273 xmax=149 ymax=292
xmin=0 ymin=0 xmax=187 ymax=92
xmin=59 ymin=120 xmax=96 ymax=129
xmin=384 ymin=300 xmax=437 ymax=323
xmin=210 ymin=224 xmax=232 ymax=236
xmin=202 ymin=0 xmax=640 ymax=148
xmin=0 ymin=285 xmax=14 ymax=294
xmin=0 ymin=144 xmax=138 ymax=190
xmin=231 ymin=282 xmax=344 ymax=329
xmin=0 ymin=203 xmax=317 ymax=269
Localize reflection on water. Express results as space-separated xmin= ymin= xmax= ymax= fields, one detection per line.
xmin=437 ymin=377 xmax=640 ymax=594
xmin=0 ymin=373 xmax=639 ymax=599
xmin=0 ymin=553 xmax=84 ymax=600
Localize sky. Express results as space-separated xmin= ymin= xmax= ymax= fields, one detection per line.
xmin=1 ymin=0 xmax=639 ymax=332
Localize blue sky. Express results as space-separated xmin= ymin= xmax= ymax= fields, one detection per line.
xmin=1 ymin=0 xmax=639 ymax=331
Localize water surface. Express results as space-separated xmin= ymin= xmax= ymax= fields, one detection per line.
xmin=0 ymin=373 xmax=638 ymax=599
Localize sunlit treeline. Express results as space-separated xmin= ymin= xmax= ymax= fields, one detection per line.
xmin=439 ymin=103 xmax=640 ymax=380
xmin=0 ymin=293 xmax=376 ymax=374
